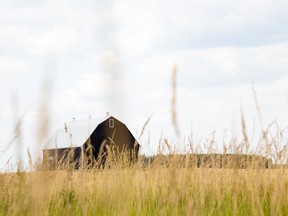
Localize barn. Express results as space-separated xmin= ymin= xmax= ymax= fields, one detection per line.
xmin=43 ymin=115 xmax=140 ymax=169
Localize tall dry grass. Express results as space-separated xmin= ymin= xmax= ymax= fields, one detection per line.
xmin=1 ymin=154 xmax=288 ymax=215
xmin=1 ymin=67 xmax=288 ymax=215
xmin=1 ymin=127 xmax=288 ymax=216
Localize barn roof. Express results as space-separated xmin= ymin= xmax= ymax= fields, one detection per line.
xmin=44 ymin=116 xmax=110 ymax=150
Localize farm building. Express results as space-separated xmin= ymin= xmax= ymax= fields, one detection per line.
xmin=43 ymin=115 xmax=140 ymax=169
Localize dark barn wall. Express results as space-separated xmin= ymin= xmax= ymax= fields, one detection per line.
xmin=43 ymin=147 xmax=82 ymax=170
xmin=83 ymin=117 xmax=140 ymax=166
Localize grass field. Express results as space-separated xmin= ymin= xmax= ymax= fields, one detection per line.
xmin=1 ymin=158 xmax=288 ymax=216
xmin=1 ymin=71 xmax=287 ymax=216
xmin=1 ymin=114 xmax=288 ymax=216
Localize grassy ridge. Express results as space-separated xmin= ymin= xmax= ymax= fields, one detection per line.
xmin=1 ymin=166 xmax=288 ymax=215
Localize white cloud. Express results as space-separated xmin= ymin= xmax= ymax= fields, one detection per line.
xmin=0 ymin=1 xmax=97 ymax=56
xmin=30 ymin=26 xmax=82 ymax=56
xmin=53 ymin=72 xmax=126 ymax=115
xmin=109 ymin=3 xmax=165 ymax=54
xmin=176 ymin=75 xmax=288 ymax=132
xmin=0 ymin=57 xmax=28 ymax=78
xmin=55 ymin=88 xmax=86 ymax=113
xmin=78 ymin=72 xmax=124 ymax=97
xmin=91 ymin=49 xmax=121 ymax=69
xmin=0 ymin=25 xmax=93 ymax=57
xmin=129 ymin=43 xmax=288 ymax=91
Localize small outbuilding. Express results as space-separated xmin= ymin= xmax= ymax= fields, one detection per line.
xmin=43 ymin=115 xmax=140 ymax=169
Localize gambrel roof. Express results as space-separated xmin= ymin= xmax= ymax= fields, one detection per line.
xmin=45 ymin=116 xmax=110 ymax=149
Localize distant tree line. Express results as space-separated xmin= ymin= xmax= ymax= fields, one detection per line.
xmin=140 ymin=153 xmax=273 ymax=169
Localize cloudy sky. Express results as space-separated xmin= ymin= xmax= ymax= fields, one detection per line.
xmin=1 ymin=0 xmax=288 ymax=168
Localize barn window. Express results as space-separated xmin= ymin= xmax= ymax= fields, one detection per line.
xmin=109 ymin=119 xmax=114 ymax=128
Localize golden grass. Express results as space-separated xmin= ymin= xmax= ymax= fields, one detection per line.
xmin=1 ymin=164 xmax=288 ymax=215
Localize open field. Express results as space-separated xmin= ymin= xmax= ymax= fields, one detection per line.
xmin=1 ymin=165 xmax=288 ymax=216
xmin=1 ymin=69 xmax=286 ymax=216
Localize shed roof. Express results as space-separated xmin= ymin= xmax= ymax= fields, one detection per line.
xmin=44 ymin=116 xmax=110 ymax=149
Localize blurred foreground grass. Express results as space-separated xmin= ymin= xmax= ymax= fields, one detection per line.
xmin=1 ymin=165 xmax=288 ymax=216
